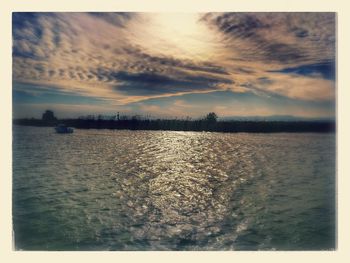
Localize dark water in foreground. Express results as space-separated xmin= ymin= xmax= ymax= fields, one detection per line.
xmin=13 ymin=126 xmax=336 ymax=250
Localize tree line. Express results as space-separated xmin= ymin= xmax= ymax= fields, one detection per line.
xmin=13 ymin=111 xmax=335 ymax=133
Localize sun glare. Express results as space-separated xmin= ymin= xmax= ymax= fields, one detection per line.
xmin=133 ymin=13 xmax=219 ymax=61
xmin=153 ymin=13 xmax=200 ymax=37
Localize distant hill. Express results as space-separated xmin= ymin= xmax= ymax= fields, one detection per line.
xmin=219 ymin=115 xmax=335 ymax=122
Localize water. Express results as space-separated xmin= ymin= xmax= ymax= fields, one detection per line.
xmin=12 ymin=126 xmax=336 ymax=250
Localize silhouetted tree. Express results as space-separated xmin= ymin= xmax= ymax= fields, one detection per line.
xmin=42 ymin=110 xmax=57 ymax=122
xmin=203 ymin=112 xmax=218 ymax=131
xmin=41 ymin=110 xmax=57 ymax=125
xmin=205 ymin=112 xmax=218 ymax=123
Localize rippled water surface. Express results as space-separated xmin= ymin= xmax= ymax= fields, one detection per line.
xmin=13 ymin=126 xmax=336 ymax=250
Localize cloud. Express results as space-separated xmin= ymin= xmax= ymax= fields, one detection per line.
xmin=12 ymin=12 xmax=336 ymax=119
xmin=88 ymin=12 xmax=134 ymax=27
xmin=242 ymin=73 xmax=335 ymax=101
xmin=199 ymin=12 xmax=336 ymax=102
xmin=112 ymin=71 xmax=233 ymax=96
xmin=201 ymin=12 xmax=335 ymax=66
xmin=121 ymin=46 xmax=230 ymax=75
xmin=13 ymin=13 xmax=236 ymax=103
xmin=269 ymin=61 xmax=336 ymax=80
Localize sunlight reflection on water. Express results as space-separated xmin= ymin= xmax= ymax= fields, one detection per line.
xmin=13 ymin=127 xmax=335 ymax=250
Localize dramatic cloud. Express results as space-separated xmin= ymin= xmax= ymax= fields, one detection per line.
xmin=201 ymin=12 xmax=335 ymax=66
xmin=269 ymin=61 xmax=335 ymax=80
xmin=12 ymin=12 xmax=336 ymax=118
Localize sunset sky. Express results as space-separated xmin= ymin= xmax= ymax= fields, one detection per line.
xmin=12 ymin=12 xmax=336 ymax=119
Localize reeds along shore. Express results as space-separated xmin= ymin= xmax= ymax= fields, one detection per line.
xmin=13 ymin=114 xmax=335 ymax=133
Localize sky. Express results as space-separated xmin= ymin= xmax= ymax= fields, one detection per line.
xmin=12 ymin=12 xmax=336 ymax=119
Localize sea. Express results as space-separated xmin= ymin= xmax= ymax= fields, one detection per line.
xmin=12 ymin=126 xmax=336 ymax=250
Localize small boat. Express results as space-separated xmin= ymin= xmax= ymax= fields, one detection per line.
xmin=55 ymin=124 xmax=74 ymax=134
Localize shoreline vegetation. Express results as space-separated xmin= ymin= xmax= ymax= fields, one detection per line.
xmin=13 ymin=111 xmax=335 ymax=133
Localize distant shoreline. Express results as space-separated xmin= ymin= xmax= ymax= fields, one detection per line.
xmin=13 ymin=118 xmax=335 ymax=133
